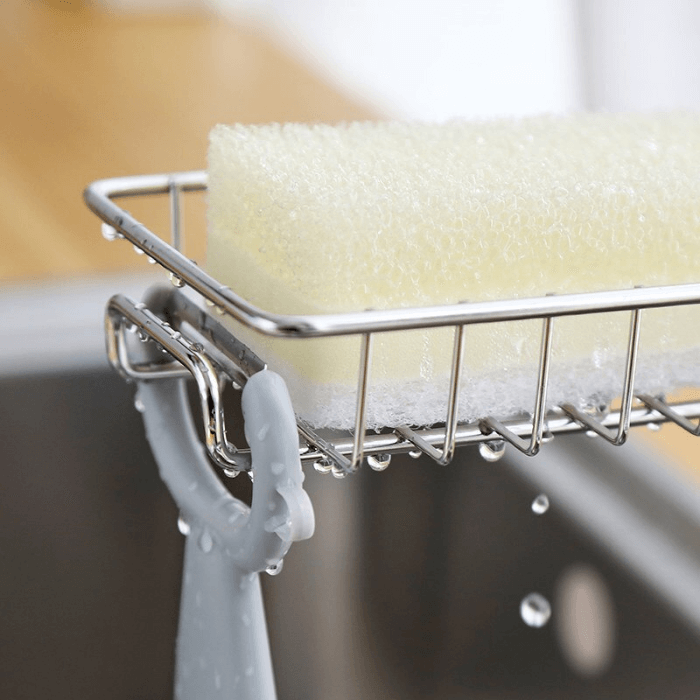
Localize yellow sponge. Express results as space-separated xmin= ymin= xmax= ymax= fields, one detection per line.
xmin=207 ymin=114 xmax=700 ymax=429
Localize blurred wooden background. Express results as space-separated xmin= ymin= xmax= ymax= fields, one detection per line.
xmin=0 ymin=0 xmax=372 ymax=282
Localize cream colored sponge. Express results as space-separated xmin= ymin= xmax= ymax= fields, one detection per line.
xmin=207 ymin=114 xmax=700 ymax=429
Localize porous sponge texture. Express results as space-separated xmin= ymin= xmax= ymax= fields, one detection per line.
xmin=207 ymin=114 xmax=700 ymax=429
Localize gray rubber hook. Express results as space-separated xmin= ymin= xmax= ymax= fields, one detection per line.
xmin=137 ymin=370 xmax=315 ymax=700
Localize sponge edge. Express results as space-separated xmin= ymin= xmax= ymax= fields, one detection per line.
xmin=207 ymin=115 xmax=700 ymax=429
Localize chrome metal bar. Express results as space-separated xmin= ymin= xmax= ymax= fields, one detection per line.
xmin=561 ymin=309 xmax=642 ymax=445
xmin=106 ymin=294 xmax=250 ymax=471
xmin=638 ymin=394 xmax=700 ymax=436
xmin=481 ymin=316 xmax=554 ymax=455
xmin=349 ymin=333 xmax=373 ymax=472
xmin=169 ymin=180 xmax=183 ymax=251
xmin=86 ymin=173 xmax=700 ymax=340
xmin=395 ymin=325 xmax=467 ymax=465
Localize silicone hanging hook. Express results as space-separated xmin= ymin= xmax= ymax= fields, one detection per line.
xmin=137 ymin=369 xmax=314 ymax=700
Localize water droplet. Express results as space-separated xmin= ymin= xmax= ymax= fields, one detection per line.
xmin=223 ymin=467 xmax=239 ymax=478
xmin=134 ymin=395 xmax=145 ymax=413
xmin=132 ymin=244 xmax=145 ymax=255
xmin=313 ymin=457 xmax=333 ymax=474
xmin=586 ymin=430 xmax=599 ymax=439
xmin=101 ymin=223 xmax=120 ymax=241
xmin=479 ymin=440 xmax=506 ymax=462
xmin=408 ymin=449 xmax=422 ymax=459
xmin=232 ymin=380 xmax=242 ymax=391
xmin=177 ymin=514 xmax=190 ymax=536
xmin=199 ymin=530 xmax=214 ymax=553
xmin=248 ymin=471 xmax=254 ymax=483
xmin=137 ymin=330 xmax=149 ymax=342
xmin=134 ymin=302 xmax=146 ymax=310
xmin=367 ymin=453 xmax=391 ymax=471
xmin=532 ymin=494 xmax=550 ymax=515
xmin=169 ymin=271 xmax=185 ymax=288
xmin=646 ymin=421 xmax=662 ymax=432
xmin=215 ymin=305 xmax=225 ymax=316
xmin=541 ymin=431 xmax=554 ymax=444
xmin=331 ymin=466 xmax=347 ymax=479
xmin=520 ymin=592 xmax=551 ymax=628
xmin=266 ymin=559 xmax=284 ymax=576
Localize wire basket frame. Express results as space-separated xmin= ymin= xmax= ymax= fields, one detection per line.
xmin=86 ymin=171 xmax=700 ymax=474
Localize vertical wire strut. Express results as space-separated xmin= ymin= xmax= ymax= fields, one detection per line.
xmin=561 ymin=308 xmax=641 ymax=445
xmin=349 ymin=332 xmax=373 ymax=471
xmin=169 ymin=180 xmax=183 ymax=252
xmin=480 ymin=316 xmax=554 ymax=455
xmin=394 ymin=324 xmax=467 ymax=465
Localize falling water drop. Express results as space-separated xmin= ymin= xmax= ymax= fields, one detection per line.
xmin=199 ymin=530 xmax=214 ymax=553
xmin=177 ymin=514 xmax=191 ymax=536
xmin=313 ymin=458 xmax=333 ymax=474
xmin=531 ymin=494 xmax=550 ymax=515
xmin=134 ymin=396 xmax=146 ymax=413
xmin=367 ymin=453 xmax=391 ymax=471
xmin=520 ymin=593 xmax=551 ymax=628
xmin=266 ymin=559 xmax=284 ymax=576
xmin=479 ymin=440 xmax=506 ymax=462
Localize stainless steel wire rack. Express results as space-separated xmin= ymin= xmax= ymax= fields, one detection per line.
xmin=85 ymin=171 xmax=700 ymax=475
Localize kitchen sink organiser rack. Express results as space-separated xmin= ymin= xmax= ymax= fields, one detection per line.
xmin=86 ymin=171 xmax=700 ymax=476
xmin=86 ymin=170 xmax=700 ymax=700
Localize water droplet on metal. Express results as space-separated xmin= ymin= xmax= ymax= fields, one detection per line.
xmin=646 ymin=421 xmax=662 ymax=432
xmin=146 ymin=255 xmax=157 ymax=265
xmin=177 ymin=514 xmax=190 ymax=536
xmin=223 ymin=467 xmax=239 ymax=478
xmin=541 ymin=430 xmax=554 ymax=444
xmin=367 ymin=453 xmax=391 ymax=471
xmin=134 ymin=302 xmax=146 ymax=310
xmin=199 ymin=530 xmax=214 ymax=553
xmin=331 ymin=466 xmax=346 ymax=479
xmin=101 ymin=223 xmax=120 ymax=241
xmin=586 ymin=430 xmax=598 ymax=439
xmin=520 ymin=592 xmax=551 ymax=628
xmin=133 ymin=244 xmax=145 ymax=255
xmin=313 ymin=457 xmax=333 ymax=474
xmin=134 ymin=396 xmax=145 ymax=413
xmin=408 ymin=449 xmax=422 ymax=459
xmin=215 ymin=305 xmax=225 ymax=316
xmin=532 ymin=494 xmax=550 ymax=515
xmin=266 ymin=560 xmax=284 ymax=576
xmin=479 ymin=439 xmax=506 ymax=462
xmin=169 ymin=271 xmax=185 ymax=288
xmin=137 ymin=330 xmax=149 ymax=342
